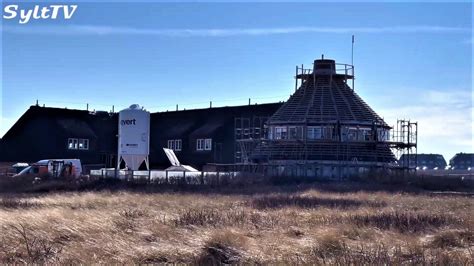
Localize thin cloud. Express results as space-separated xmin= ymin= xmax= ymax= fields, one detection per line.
xmin=376 ymin=89 xmax=473 ymax=159
xmin=2 ymin=25 xmax=470 ymax=37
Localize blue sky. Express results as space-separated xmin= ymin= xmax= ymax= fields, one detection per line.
xmin=1 ymin=1 xmax=472 ymax=161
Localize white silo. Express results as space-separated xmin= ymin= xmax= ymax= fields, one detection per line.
xmin=117 ymin=104 xmax=150 ymax=170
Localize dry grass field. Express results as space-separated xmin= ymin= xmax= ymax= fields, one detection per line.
xmin=0 ymin=181 xmax=473 ymax=264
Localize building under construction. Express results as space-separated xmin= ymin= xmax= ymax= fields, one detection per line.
xmin=0 ymin=56 xmax=417 ymax=178
xmin=233 ymin=56 xmax=417 ymax=178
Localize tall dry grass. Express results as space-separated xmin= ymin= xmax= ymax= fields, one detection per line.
xmin=0 ymin=182 xmax=472 ymax=264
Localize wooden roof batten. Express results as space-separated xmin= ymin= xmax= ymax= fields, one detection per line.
xmin=267 ymin=56 xmax=387 ymax=126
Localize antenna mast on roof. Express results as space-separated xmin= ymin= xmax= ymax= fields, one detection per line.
xmin=351 ymin=35 xmax=354 ymax=66
xmin=351 ymin=35 xmax=355 ymax=91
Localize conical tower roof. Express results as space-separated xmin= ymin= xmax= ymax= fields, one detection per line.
xmin=268 ymin=58 xmax=385 ymax=126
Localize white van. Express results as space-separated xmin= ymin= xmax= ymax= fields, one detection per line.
xmin=15 ymin=159 xmax=82 ymax=178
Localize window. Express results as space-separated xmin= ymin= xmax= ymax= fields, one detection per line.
xmin=32 ymin=167 xmax=39 ymax=174
xmin=67 ymin=138 xmax=89 ymax=150
xmin=175 ymin=139 xmax=182 ymax=151
xmin=360 ymin=128 xmax=372 ymax=141
xmin=68 ymin=138 xmax=75 ymax=149
xmin=167 ymin=139 xmax=182 ymax=151
xmin=274 ymin=126 xmax=288 ymax=140
xmin=197 ymin=139 xmax=204 ymax=151
xmin=342 ymin=126 xmax=368 ymax=141
xmin=322 ymin=126 xmax=333 ymax=140
xmin=204 ymin=139 xmax=212 ymax=150
xmin=79 ymin=139 xmax=89 ymax=150
xmin=347 ymin=127 xmax=358 ymax=141
xmin=289 ymin=126 xmax=303 ymax=140
xmin=377 ymin=128 xmax=390 ymax=141
xmin=196 ymin=138 xmax=212 ymax=151
xmin=307 ymin=127 xmax=322 ymax=140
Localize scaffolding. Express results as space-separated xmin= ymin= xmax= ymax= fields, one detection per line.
xmin=233 ymin=124 xmax=417 ymax=177
xmin=390 ymin=119 xmax=418 ymax=171
xmin=234 ymin=116 xmax=268 ymax=163
xmin=230 ymin=57 xmax=418 ymax=178
xmin=235 ymin=121 xmax=417 ymax=166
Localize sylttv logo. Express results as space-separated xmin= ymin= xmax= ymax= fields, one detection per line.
xmin=3 ymin=4 xmax=78 ymax=24
xmin=121 ymin=119 xmax=137 ymax=126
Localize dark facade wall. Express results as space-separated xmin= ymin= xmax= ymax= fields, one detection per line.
xmin=86 ymin=113 xmax=119 ymax=166
xmin=149 ymin=113 xmax=235 ymax=168
xmin=1 ymin=103 xmax=282 ymax=169
xmin=1 ymin=115 xmax=62 ymax=162
xmin=147 ymin=104 xmax=281 ymax=169
xmin=0 ymin=107 xmax=118 ymax=165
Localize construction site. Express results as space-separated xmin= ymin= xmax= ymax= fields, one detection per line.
xmin=0 ymin=56 xmax=420 ymax=180
xmin=227 ymin=56 xmax=418 ymax=178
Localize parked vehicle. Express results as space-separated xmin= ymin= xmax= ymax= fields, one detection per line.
xmin=11 ymin=162 xmax=29 ymax=173
xmin=14 ymin=159 xmax=82 ymax=178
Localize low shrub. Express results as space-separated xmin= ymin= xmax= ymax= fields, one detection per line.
xmin=5 ymin=224 xmax=63 ymax=264
xmin=251 ymin=195 xmax=384 ymax=210
xmin=430 ymin=230 xmax=474 ymax=248
xmin=119 ymin=208 xmax=148 ymax=219
xmin=173 ymin=209 xmax=224 ymax=227
xmin=0 ymin=198 xmax=37 ymax=209
xmin=348 ymin=211 xmax=457 ymax=233
xmin=196 ymin=230 xmax=246 ymax=265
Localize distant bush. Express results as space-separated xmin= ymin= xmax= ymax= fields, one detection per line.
xmin=174 ymin=209 xmax=224 ymax=227
xmin=251 ymin=195 xmax=376 ymax=210
xmin=348 ymin=211 xmax=458 ymax=233
xmin=1 ymin=170 xmax=473 ymax=195
xmin=0 ymin=198 xmax=37 ymax=209
xmin=172 ymin=208 xmax=279 ymax=229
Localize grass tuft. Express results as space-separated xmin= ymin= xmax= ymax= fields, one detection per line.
xmin=251 ymin=195 xmax=382 ymax=210
xmin=430 ymin=230 xmax=474 ymax=248
xmin=348 ymin=211 xmax=457 ymax=233
xmin=196 ymin=230 xmax=247 ymax=265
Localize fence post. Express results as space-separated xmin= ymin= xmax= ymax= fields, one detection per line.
xmin=200 ymin=171 xmax=204 ymax=185
xmin=217 ymin=171 xmax=220 ymax=186
xmin=183 ymin=171 xmax=186 ymax=185
xmin=101 ymin=169 xmax=104 ymax=179
xmin=148 ymin=170 xmax=151 ymax=184
xmin=165 ymin=170 xmax=169 ymax=184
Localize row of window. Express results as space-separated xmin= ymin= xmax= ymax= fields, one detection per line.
xmin=269 ymin=126 xmax=390 ymax=141
xmin=68 ymin=127 xmax=388 ymax=152
xmin=67 ymin=138 xmax=89 ymax=150
xmin=167 ymin=139 xmax=182 ymax=151
xmin=67 ymin=138 xmax=212 ymax=152
xmin=167 ymin=138 xmax=212 ymax=151
xmin=196 ymin=138 xmax=212 ymax=151
xmin=235 ymin=128 xmax=262 ymax=139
